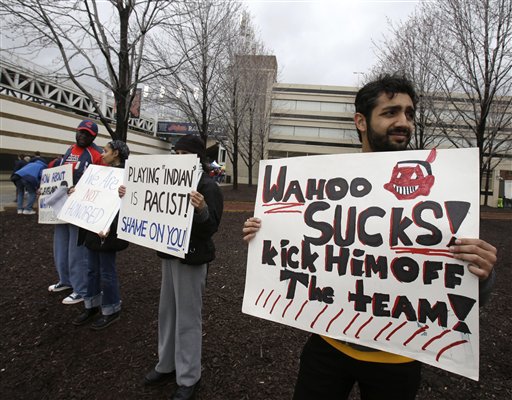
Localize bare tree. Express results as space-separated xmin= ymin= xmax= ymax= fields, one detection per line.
xmin=372 ymin=11 xmax=450 ymax=150
xmin=373 ymin=0 xmax=512 ymax=205
xmin=236 ymin=54 xmax=276 ymax=187
xmin=148 ymin=0 xmax=241 ymax=147
xmin=212 ymin=11 xmax=273 ymax=189
xmin=428 ymin=0 xmax=512 ymax=204
xmin=0 ymin=0 xmax=175 ymax=141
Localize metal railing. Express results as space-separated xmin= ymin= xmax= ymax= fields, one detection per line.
xmin=0 ymin=55 xmax=156 ymax=135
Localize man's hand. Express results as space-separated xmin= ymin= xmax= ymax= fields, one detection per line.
xmin=118 ymin=185 xmax=126 ymax=198
xmin=243 ymin=217 xmax=261 ymax=243
xmin=450 ymin=238 xmax=497 ymax=280
xmin=98 ymin=229 xmax=110 ymax=239
xmin=190 ymin=190 xmax=206 ymax=211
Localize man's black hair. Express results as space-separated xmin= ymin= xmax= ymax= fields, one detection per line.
xmin=354 ymin=74 xmax=418 ymax=141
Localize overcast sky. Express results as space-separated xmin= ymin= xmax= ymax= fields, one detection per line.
xmin=245 ymin=0 xmax=426 ymax=87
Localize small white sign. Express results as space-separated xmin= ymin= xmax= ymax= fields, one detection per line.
xmin=38 ymin=164 xmax=73 ymax=224
xmin=116 ymin=154 xmax=200 ymax=258
xmin=58 ymin=165 xmax=124 ymax=234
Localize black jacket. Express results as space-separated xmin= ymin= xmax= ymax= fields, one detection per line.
xmin=157 ymin=173 xmax=223 ymax=265
xmin=78 ymin=213 xmax=129 ymax=252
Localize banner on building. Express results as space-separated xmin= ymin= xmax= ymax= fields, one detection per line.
xmin=57 ymin=165 xmax=124 ymax=234
xmin=130 ymin=88 xmax=142 ymax=118
xmin=243 ymin=148 xmax=481 ymax=380
xmin=38 ymin=164 xmax=73 ymax=224
xmin=156 ymin=121 xmax=197 ymax=135
xmin=116 ymin=154 xmax=200 ymax=258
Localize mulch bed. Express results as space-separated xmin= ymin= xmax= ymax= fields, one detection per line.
xmin=0 ymin=185 xmax=510 ymax=400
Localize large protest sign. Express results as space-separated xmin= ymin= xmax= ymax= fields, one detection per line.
xmin=116 ymin=154 xmax=200 ymax=258
xmin=38 ymin=164 xmax=73 ymax=224
xmin=58 ymin=165 xmax=124 ymax=234
xmin=243 ymin=148 xmax=481 ymax=380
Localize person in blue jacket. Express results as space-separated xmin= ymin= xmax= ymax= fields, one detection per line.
xmin=11 ymin=157 xmax=48 ymax=215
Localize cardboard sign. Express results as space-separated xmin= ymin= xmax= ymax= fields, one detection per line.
xmin=116 ymin=154 xmax=200 ymax=258
xmin=243 ymin=148 xmax=481 ymax=380
xmin=38 ymin=164 xmax=73 ymax=224
xmin=58 ymin=165 xmax=124 ymax=234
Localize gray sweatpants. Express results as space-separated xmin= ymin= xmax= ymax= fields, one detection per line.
xmin=155 ymin=258 xmax=207 ymax=386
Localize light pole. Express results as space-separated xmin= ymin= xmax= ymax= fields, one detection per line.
xmin=353 ymin=71 xmax=364 ymax=87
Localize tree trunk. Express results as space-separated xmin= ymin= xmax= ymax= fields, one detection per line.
xmin=248 ymin=109 xmax=254 ymax=186
xmin=233 ymin=126 xmax=239 ymax=190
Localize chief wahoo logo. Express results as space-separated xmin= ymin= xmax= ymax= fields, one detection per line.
xmin=384 ymin=149 xmax=437 ymax=200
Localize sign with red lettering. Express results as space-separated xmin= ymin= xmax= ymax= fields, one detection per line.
xmin=243 ymin=148 xmax=480 ymax=380
xmin=58 ymin=165 xmax=124 ymax=234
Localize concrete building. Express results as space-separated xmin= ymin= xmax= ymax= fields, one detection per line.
xmin=223 ymin=55 xmax=278 ymax=185
xmin=268 ymin=83 xmax=360 ymax=159
xmin=0 ymin=57 xmax=172 ymax=178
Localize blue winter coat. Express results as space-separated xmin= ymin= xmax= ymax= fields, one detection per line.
xmin=13 ymin=159 xmax=48 ymax=188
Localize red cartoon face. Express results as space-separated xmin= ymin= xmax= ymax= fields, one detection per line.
xmin=383 ymin=163 xmax=435 ymax=200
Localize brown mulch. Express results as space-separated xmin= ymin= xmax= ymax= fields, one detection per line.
xmin=0 ymin=185 xmax=510 ymax=400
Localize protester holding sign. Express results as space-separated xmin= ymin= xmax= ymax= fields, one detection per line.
xmin=72 ymin=140 xmax=130 ymax=330
xmin=11 ymin=154 xmax=27 ymax=202
xmin=121 ymin=135 xmax=223 ymax=400
xmin=11 ymin=156 xmax=48 ymax=215
xmin=48 ymin=119 xmax=105 ymax=304
xmin=243 ymin=75 xmax=497 ymax=400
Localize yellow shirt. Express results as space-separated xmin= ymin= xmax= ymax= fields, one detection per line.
xmin=321 ymin=336 xmax=414 ymax=364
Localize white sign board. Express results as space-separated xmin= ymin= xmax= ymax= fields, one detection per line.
xmin=58 ymin=165 xmax=124 ymax=234
xmin=38 ymin=164 xmax=73 ymax=224
xmin=243 ymin=148 xmax=481 ymax=380
xmin=116 ymin=154 xmax=200 ymax=258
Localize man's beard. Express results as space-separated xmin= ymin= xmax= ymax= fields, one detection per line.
xmin=367 ymin=125 xmax=412 ymax=152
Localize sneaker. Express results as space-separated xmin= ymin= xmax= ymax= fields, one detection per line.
xmin=22 ymin=209 xmax=36 ymax=215
xmin=72 ymin=307 xmax=100 ymax=326
xmin=17 ymin=209 xmax=23 ymax=214
xmin=48 ymin=282 xmax=72 ymax=292
xmin=62 ymin=292 xmax=83 ymax=305
xmin=91 ymin=312 xmax=120 ymax=330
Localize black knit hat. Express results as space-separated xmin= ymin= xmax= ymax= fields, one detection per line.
xmin=174 ymin=134 xmax=205 ymax=159
xmin=108 ymin=140 xmax=130 ymax=161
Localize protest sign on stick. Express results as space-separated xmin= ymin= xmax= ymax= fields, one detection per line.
xmin=243 ymin=148 xmax=481 ymax=380
xmin=38 ymin=164 xmax=73 ymax=224
xmin=58 ymin=165 xmax=124 ymax=234
xmin=116 ymin=154 xmax=200 ymax=258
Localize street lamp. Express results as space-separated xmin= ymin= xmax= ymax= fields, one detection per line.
xmin=353 ymin=71 xmax=364 ymax=87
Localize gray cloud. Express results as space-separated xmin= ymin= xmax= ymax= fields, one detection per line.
xmin=246 ymin=0 xmax=424 ymax=86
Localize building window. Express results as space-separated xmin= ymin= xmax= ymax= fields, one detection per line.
xmin=268 ymin=150 xmax=288 ymax=159
xmin=480 ymin=171 xmax=494 ymax=194
xmin=273 ymin=99 xmax=296 ymax=110
xmin=295 ymin=126 xmax=319 ymax=137
xmin=296 ymin=101 xmax=321 ymax=112
xmin=219 ymin=147 xmax=226 ymax=163
xmin=319 ymin=127 xmax=342 ymax=138
xmin=270 ymin=125 xmax=295 ymax=136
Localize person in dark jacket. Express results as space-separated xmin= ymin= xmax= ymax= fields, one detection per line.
xmin=72 ymin=140 xmax=130 ymax=330
xmin=130 ymin=135 xmax=223 ymax=400
xmin=11 ymin=157 xmax=48 ymax=215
